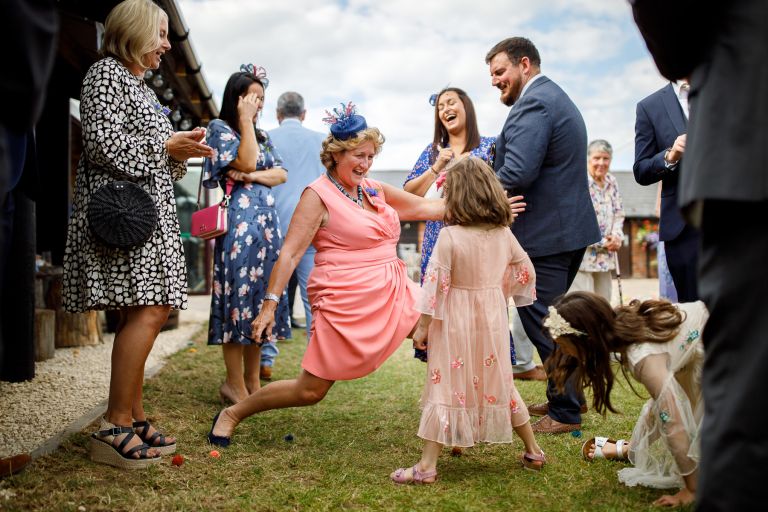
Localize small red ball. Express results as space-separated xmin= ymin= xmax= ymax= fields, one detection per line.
xmin=209 ymin=450 xmax=221 ymax=458
xmin=171 ymin=454 xmax=184 ymax=466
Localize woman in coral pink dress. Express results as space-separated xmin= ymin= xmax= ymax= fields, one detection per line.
xmin=206 ymin=105 xmax=453 ymax=446
xmin=390 ymin=156 xmax=545 ymax=484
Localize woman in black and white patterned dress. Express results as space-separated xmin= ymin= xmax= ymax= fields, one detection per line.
xmin=62 ymin=0 xmax=214 ymax=469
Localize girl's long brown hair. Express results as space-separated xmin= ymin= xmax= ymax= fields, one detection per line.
xmin=443 ymin=156 xmax=513 ymax=227
xmin=546 ymin=291 xmax=684 ymax=415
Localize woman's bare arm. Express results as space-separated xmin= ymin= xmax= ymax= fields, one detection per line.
xmin=227 ymin=167 xmax=287 ymax=186
xmin=380 ymin=182 xmax=444 ymax=221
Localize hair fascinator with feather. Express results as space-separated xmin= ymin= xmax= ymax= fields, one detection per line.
xmin=239 ymin=63 xmax=269 ymax=89
xmin=322 ymin=102 xmax=367 ymax=140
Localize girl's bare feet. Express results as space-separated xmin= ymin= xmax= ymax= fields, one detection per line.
xmin=653 ymin=487 xmax=695 ymax=507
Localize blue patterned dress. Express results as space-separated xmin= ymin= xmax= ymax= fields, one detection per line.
xmin=204 ymin=119 xmax=291 ymax=345
xmin=404 ymin=136 xmax=496 ymax=361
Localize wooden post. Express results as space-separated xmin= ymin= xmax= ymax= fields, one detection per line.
xmin=55 ymin=310 xmax=101 ymax=347
xmin=34 ymin=309 xmax=56 ymax=361
xmin=40 ymin=266 xmax=103 ymax=347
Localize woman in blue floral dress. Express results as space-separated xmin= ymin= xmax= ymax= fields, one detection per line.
xmin=204 ymin=66 xmax=291 ymax=403
xmin=404 ymin=88 xmax=496 ymax=361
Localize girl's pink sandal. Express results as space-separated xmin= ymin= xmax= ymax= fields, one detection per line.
xmin=390 ymin=464 xmax=438 ymax=484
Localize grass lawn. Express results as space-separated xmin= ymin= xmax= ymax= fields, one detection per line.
xmin=1 ymin=327 xmax=692 ymax=511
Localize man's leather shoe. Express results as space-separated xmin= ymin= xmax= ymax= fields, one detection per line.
xmin=515 ymin=365 xmax=547 ymax=381
xmin=290 ymin=317 xmax=306 ymax=329
xmin=0 ymin=453 xmax=31 ymax=478
xmin=531 ymin=415 xmax=580 ymax=434
xmin=260 ymin=365 xmax=272 ymax=381
xmin=528 ymin=401 xmax=588 ymax=416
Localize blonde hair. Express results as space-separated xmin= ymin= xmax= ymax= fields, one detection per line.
xmin=443 ymin=156 xmax=513 ymax=227
xmin=320 ymin=128 xmax=385 ymax=173
xmin=102 ymin=0 xmax=168 ymax=70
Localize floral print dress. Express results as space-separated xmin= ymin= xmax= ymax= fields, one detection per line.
xmin=204 ymin=119 xmax=290 ymax=345
xmin=580 ymin=172 xmax=625 ymax=272
xmin=416 ymin=226 xmax=536 ymax=447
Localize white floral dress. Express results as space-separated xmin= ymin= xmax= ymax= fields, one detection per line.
xmin=416 ymin=226 xmax=536 ymax=447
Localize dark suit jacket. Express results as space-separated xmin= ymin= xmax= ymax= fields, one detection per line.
xmin=0 ymin=0 xmax=58 ymax=132
xmin=633 ymin=84 xmax=687 ymax=241
xmin=630 ymin=0 xmax=768 ymax=207
xmin=494 ymin=75 xmax=600 ymax=258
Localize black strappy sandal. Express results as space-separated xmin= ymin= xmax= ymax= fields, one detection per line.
xmin=90 ymin=425 xmax=161 ymax=469
xmin=132 ymin=420 xmax=177 ymax=455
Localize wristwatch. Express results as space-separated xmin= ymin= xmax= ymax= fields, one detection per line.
xmin=264 ymin=293 xmax=280 ymax=303
xmin=663 ymin=148 xmax=679 ymax=169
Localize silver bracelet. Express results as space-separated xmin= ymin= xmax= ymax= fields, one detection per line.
xmin=264 ymin=293 xmax=280 ymax=303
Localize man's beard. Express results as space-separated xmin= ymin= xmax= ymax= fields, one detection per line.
xmin=500 ymin=83 xmax=520 ymax=106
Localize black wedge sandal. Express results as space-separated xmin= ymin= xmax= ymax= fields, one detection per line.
xmin=90 ymin=425 xmax=161 ymax=469
xmin=132 ymin=420 xmax=177 ymax=455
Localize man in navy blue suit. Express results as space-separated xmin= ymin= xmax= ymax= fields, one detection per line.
xmin=633 ymin=82 xmax=700 ymax=301
xmin=486 ymin=37 xmax=600 ymax=434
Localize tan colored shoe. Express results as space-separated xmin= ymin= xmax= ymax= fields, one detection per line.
xmin=531 ymin=415 xmax=580 ymax=434
xmin=515 ymin=365 xmax=547 ymax=381
xmin=527 ymin=402 xmax=550 ymax=416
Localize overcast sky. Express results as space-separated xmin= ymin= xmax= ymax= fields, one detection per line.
xmin=177 ymin=0 xmax=666 ymax=172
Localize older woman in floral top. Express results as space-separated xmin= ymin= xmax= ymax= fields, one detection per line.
xmin=569 ymin=140 xmax=625 ymax=302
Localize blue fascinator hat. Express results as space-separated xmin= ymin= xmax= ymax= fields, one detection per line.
xmin=323 ymin=102 xmax=367 ymax=140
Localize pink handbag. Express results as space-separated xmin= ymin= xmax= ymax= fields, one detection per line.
xmin=191 ymin=173 xmax=233 ymax=240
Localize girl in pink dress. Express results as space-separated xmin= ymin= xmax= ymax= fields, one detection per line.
xmin=391 ymin=156 xmax=545 ymax=484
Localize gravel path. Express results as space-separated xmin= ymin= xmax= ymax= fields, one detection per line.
xmin=0 ymin=297 xmax=210 ymax=458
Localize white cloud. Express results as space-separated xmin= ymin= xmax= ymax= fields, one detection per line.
xmin=178 ymin=0 xmax=666 ymax=172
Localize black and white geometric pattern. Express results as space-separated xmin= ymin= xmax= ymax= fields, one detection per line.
xmin=63 ymin=57 xmax=188 ymax=312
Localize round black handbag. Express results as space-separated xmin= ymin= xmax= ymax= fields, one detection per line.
xmin=88 ymin=181 xmax=158 ymax=249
